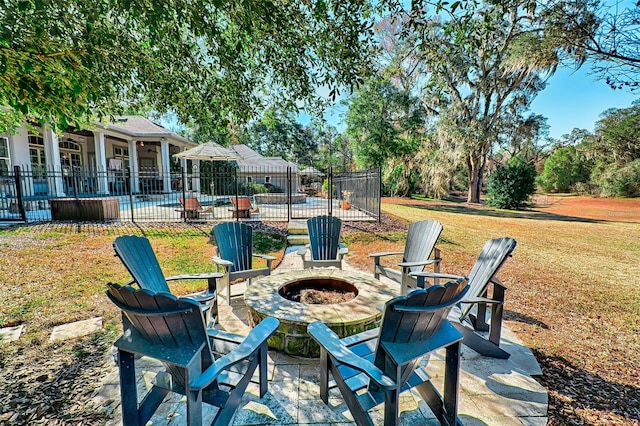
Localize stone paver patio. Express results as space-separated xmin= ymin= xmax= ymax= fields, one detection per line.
xmin=92 ymin=246 xmax=548 ymax=425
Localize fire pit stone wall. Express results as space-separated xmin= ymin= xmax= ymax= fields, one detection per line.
xmin=244 ymin=269 xmax=398 ymax=357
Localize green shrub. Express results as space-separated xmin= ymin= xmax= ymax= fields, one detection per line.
xmin=485 ymin=159 xmax=537 ymax=210
xmin=538 ymin=147 xmax=591 ymax=193
xmin=239 ymin=182 xmax=268 ymax=195
xmin=594 ymin=159 xmax=640 ymax=197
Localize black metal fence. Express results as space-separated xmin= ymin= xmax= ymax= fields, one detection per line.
xmin=0 ymin=165 xmax=381 ymax=223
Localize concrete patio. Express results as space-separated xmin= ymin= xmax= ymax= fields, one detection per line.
xmin=96 ymin=246 xmax=548 ymax=425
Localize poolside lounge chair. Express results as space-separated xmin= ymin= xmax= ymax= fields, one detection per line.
xmin=412 ymin=237 xmax=517 ymax=359
xmin=369 ymin=219 xmax=443 ymax=295
xmin=113 ymin=235 xmax=221 ymax=325
xmin=229 ymin=196 xmax=257 ymax=218
xmin=211 ymin=222 xmax=276 ymax=301
xmin=106 ymin=283 xmax=278 ymax=426
xmin=297 ymin=215 xmax=348 ymax=269
xmin=309 ymin=277 xmax=469 ymax=426
xmin=177 ymin=197 xmax=213 ymax=220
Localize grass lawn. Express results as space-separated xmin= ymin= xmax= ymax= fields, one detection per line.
xmin=0 ymin=196 xmax=638 ymax=424
xmin=344 ymin=196 xmax=640 ymax=425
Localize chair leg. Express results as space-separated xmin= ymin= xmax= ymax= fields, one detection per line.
xmin=319 ymin=349 xmax=330 ymax=404
xmin=383 ymin=387 xmax=400 ymax=426
xmin=118 ymin=349 xmax=139 ymax=426
xmin=185 ymin=359 xmax=203 ymax=426
xmin=443 ymin=341 xmax=461 ymax=426
xmin=489 ymin=286 xmax=505 ymax=346
xmin=258 ymin=342 xmax=268 ymax=398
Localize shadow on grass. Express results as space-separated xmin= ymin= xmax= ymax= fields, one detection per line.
xmin=394 ymin=202 xmax=603 ymax=224
xmin=533 ymin=349 xmax=640 ymax=424
xmin=504 ymin=310 xmax=550 ymax=329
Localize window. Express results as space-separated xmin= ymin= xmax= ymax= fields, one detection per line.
xmin=0 ymin=137 xmax=10 ymax=175
xmin=60 ymin=140 xmax=82 ymax=174
xmin=113 ymin=145 xmax=130 ymax=169
xmin=246 ymin=176 xmax=253 ymax=183
xmin=28 ymin=134 xmax=46 ymax=178
xmin=265 ymin=176 xmax=271 ymax=184
xmin=114 ymin=146 xmax=129 ymax=157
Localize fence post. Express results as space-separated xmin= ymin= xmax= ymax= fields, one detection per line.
xmin=128 ymin=167 xmax=135 ymax=222
xmin=234 ymin=167 xmax=239 ymax=221
xmin=71 ymin=167 xmax=78 ymax=199
xmin=181 ymin=166 xmax=188 ymax=223
xmin=377 ymin=166 xmax=382 ymax=222
xmin=328 ymin=166 xmax=333 ymax=216
xmin=13 ymin=166 xmax=27 ymax=222
xmin=287 ymin=167 xmax=292 ymax=222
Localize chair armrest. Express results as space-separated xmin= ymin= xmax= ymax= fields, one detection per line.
xmin=462 ymin=296 xmax=503 ymax=305
xmin=338 ymin=243 xmax=348 ymax=255
xmin=398 ymin=258 xmax=441 ymax=268
xmin=254 ymin=254 xmax=277 ymax=261
xmin=308 ymin=322 xmax=396 ymax=390
xmin=253 ymin=253 xmax=276 ymax=269
xmin=165 ymin=272 xmax=223 ymax=282
xmin=296 ymin=245 xmax=310 ymax=256
xmin=410 ymin=272 xmax=464 ymax=280
xmin=368 ymin=251 xmax=403 ymax=259
xmin=190 ymin=317 xmax=279 ymax=391
xmin=211 ymin=256 xmax=233 ymax=267
xmin=490 ymin=277 xmax=507 ymax=289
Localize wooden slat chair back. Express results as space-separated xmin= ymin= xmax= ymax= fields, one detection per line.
xmin=309 ymin=278 xmax=469 ymax=426
xmin=211 ymin=222 xmax=275 ymax=300
xmin=370 ymin=219 xmax=443 ymax=295
xmin=106 ymin=283 xmax=278 ymax=426
xmin=113 ymin=235 xmax=220 ymax=325
xmin=297 ymin=215 xmax=348 ymax=269
xmin=412 ymin=236 xmax=517 ymax=359
xmin=213 ymin=222 xmax=254 ymax=273
xmin=459 ymin=237 xmax=517 ymax=321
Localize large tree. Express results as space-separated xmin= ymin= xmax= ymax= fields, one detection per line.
xmin=345 ymin=78 xmax=426 ymax=196
xmin=393 ymin=2 xmax=550 ymax=203
xmin=0 ymin=0 xmax=378 ymax=134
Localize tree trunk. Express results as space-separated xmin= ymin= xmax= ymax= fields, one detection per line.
xmin=467 ymin=155 xmax=485 ymax=204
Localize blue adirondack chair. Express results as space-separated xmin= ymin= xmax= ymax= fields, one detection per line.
xmin=113 ymin=235 xmax=221 ymax=326
xmin=297 ymin=215 xmax=348 ymax=269
xmin=106 ymin=283 xmax=278 ymax=426
xmin=369 ymin=219 xmax=443 ymax=295
xmin=211 ymin=222 xmax=276 ymax=301
xmin=309 ymin=277 xmax=469 ymax=426
xmin=412 ymin=237 xmax=517 ymax=359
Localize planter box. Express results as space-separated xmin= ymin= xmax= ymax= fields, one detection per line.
xmin=50 ymin=198 xmax=120 ymax=221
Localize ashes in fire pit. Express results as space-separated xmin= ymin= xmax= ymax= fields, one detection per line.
xmin=279 ymin=278 xmax=358 ymax=304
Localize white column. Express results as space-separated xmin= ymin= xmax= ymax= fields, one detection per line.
xmin=43 ymin=125 xmax=65 ymax=196
xmin=161 ymin=139 xmax=171 ymax=193
xmin=93 ymin=132 xmax=109 ymax=194
xmin=191 ymin=159 xmax=201 ymax=192
xmin=128 ymin=139 xmax=139 ymax=193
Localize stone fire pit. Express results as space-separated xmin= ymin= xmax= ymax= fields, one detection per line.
xmin=244 ymin=269 xmax=398 ymax=357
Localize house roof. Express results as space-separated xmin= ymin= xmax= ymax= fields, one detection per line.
xmin=231 ymin=144 xmax=299 ymax=173
xmin=94 ymin=116 xmax=196 ymax=147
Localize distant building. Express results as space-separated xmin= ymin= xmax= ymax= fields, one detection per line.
xmin=230 ymin=144 xmax=300 ymax=194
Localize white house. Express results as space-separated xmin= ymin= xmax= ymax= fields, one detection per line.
xmin=230 ymin=144 xmax=300 ymax=193
xmin=0 ymin=116 xmax=198 ymax=197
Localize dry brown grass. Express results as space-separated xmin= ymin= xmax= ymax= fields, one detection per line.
xmin=344 ymin=196 xmax=640 ymax=425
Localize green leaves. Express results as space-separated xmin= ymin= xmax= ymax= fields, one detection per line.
xmin=1 ymin=0 xmax=380 ymax=133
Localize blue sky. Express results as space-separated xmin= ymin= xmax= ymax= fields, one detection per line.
xmin=529 ymin=65 xmax=638 ymax=140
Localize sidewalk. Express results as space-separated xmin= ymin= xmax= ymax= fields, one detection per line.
xmin=96 ymin=247 xmax=548 ymax=425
